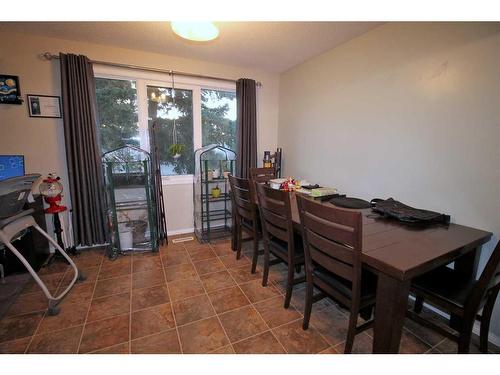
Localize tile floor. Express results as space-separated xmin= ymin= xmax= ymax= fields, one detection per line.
xmin=0 ymin=236 xmax=498 ymax=354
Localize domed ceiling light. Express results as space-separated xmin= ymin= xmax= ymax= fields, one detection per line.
xmin=171 ymin=22 xmax=219 ymax=42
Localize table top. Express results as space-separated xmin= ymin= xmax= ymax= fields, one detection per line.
xmin=286 ymin=193 xmax=492 ymax=281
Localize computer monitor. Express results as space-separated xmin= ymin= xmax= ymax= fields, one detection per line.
xmin=0 ymin=155 xmax=25 ymax=181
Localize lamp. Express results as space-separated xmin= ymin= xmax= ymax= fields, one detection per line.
xmin=171 ymin=22 xmax=219 ymax=42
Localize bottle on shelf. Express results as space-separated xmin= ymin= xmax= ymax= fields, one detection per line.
xmin=263 ymin=151 xmax=272 ymax=168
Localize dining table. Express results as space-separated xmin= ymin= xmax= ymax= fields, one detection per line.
xmin=243 ymin=190 xmax=492 ymax=353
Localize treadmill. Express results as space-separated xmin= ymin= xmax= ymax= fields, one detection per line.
xmin=0 ymin=174 xmax=85 ymax=315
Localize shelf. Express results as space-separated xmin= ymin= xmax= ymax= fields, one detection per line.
xmin=115 ymin=207 xmax=149 ymax=212
xmin=195 ymin=225 xmax=232 ymax=243
xmin=195 ymin=153 xmax=235 ymax=242
xmin=202 ymin=178 xmax=228 ymax=184
xmin=115 ymin=201 xmax=149 ymax=211
xmin=112 ymin=184 xmax=148 ymax=189
xmin=116 ymin=200 xmax=148 ymax=206
xmin=195 ymin=207 xmax=231 ymax=213
xmin=202 ymin=193 xmax=231 ymax=202
xmin=202 ymin=208 xmax=231 ymax=214
xmin=202 ymin=211 xmax=231 ymax=219
xmin=202 ymin=209 xmax=231 ymax=222
xmin=202 ymin=216 xmax=231 ymax=223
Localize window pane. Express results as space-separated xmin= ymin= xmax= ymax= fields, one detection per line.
xmin=148 ymin=86 xmax=194 ymax=176
xmin=95 ymin=78 xmax=139 ymax=153
xmin=201 ymin=89 xmax=237 ymax=151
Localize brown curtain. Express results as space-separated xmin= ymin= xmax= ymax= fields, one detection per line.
xmin=236 ymin=78 xmax=257 ymax=178
xmin=60 ymin=53 xmax=107 ymax=246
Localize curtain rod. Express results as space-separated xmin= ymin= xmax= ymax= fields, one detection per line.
xmin=41 ymin=52 xmax=262 ymax=87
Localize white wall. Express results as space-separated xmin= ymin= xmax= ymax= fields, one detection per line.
xmin=278 ymin=22 xmax=500 ymax=342
xmin=162 ymin=183 xmax=194 ymax=234
xmin=0 ymin=31 xmax=280 ymax=235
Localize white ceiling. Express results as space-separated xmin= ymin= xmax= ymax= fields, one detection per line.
xmin=1 ymin=22 xmax=382 ymax=73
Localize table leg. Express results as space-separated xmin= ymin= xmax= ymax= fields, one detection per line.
xmin=454 ymin=247 xmax=480 ymax=279
xmin=373 ymin=273 xmax=411 ymax=353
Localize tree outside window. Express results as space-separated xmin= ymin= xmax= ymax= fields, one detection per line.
xmin=201 ymin=89 xmax=237 ymax=152
xmin=95 ymin=77 xmax=237 ymax=178
xmin=148 ymin=86 xmax=194 ymax=176
xmin=95 ymin=78 xmax=138 ymax=153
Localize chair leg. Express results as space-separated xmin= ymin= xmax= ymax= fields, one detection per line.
xmin=235 ymin=222 xmax=242 ymax=260
xmin=344 ymin=312 xmax=359 ymax=354
xmin=359 ymin=305 xmax=374 ymax=321
xmin=251 ymin=235 xmax=259 ymax=274
xmin=480 ymin=289 xmax=499 ymax=353
xmin=262 ymin=243 xmax=270 ymax=287
xmin=302 ymin=281 xmax=314 ymax=330
xmin=284 ymin=264 xmax=295 ymax=309
xmin=457 ymin=319 xmax=474 ymax=354
xmin=414 ymin=295 xmax=424 ymax=313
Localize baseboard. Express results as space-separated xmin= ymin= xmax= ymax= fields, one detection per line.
xmin=472 ymin=321 xmax=500 ymax=348
xmin=410 ymin=296 xmax=500 ymax=349
xmin=76 ymin=243 xmax=109 ymax=251
xmin=167 ymin=228 xmax=194 ymax=236
xmin=427 ymin=304 xmax=500 ymax=347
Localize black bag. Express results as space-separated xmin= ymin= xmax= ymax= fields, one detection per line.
xmin=371 ymin=198 xmax=450 ymax=225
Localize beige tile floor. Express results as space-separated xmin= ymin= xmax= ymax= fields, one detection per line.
xmin=0 ymin=236 xmax=498 ymax=354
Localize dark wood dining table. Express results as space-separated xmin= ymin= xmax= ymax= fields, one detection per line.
xmin=246 ymin=191 xmax=492 ymax=353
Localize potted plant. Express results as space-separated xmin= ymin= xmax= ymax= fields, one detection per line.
xmin=117 ymin=211 xmax=133 ymax=250
xmin=131 ymin=214 xmax=148 ymax=244
xmin=212 ymin=168 xmax=220 ymax=179
xmin=211 ymin=184 xmax=221 ymax=198
xmin=222 ymin=163 xmax=231 ymax=179
xmin=169 ymin=143 xmax=186 ymax=159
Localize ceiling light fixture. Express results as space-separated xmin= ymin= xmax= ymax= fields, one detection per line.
xmin=171 ymin=22 xmax=219 ymax=42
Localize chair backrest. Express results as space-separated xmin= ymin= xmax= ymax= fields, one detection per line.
xmin=249 ymin=167 xmax=276 ymax=184
xmin=297 ymin=195 xmax=363 ymax=303
xmin=469 ymin=240 xmax=500 ymax=307
xmin=255 ymin=182 xmax=295 ymax=256
xmin=228 ymin=175 xmax=258 ymax=227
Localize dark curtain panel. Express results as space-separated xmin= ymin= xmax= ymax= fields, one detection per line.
xmin=232 ymin=78 xmax=257 ymax=250
xmin=236 ymin=78 xmax=257 ymax=178
xmin=60 ymin=53 xmax=107 ymax=246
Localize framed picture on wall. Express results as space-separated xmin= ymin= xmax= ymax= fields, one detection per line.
xmin=0 ymin=74 xmax=23 ymax=104
xmin=27 ymin=94 xmax=62 ymax=118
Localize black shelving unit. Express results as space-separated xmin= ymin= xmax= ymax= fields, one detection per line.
xmin=193 ymin=145 xmax=236 ymax=243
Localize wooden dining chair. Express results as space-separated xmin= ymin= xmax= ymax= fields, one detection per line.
xmin=228 ymin=175 xmax=262 ymax=273
xmin=249 ymin=167 xmax=276 ymax=184
xmin=408 ymin=240 xmax=500 ymax=353
xmin=296 ymin=195 xmax=377 ymax=353
xmin=255 ymin=183 xmax=305 ymax=308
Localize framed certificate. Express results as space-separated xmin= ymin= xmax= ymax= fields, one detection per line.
xmin=27 ymin=94 xmax=62 ymax=118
